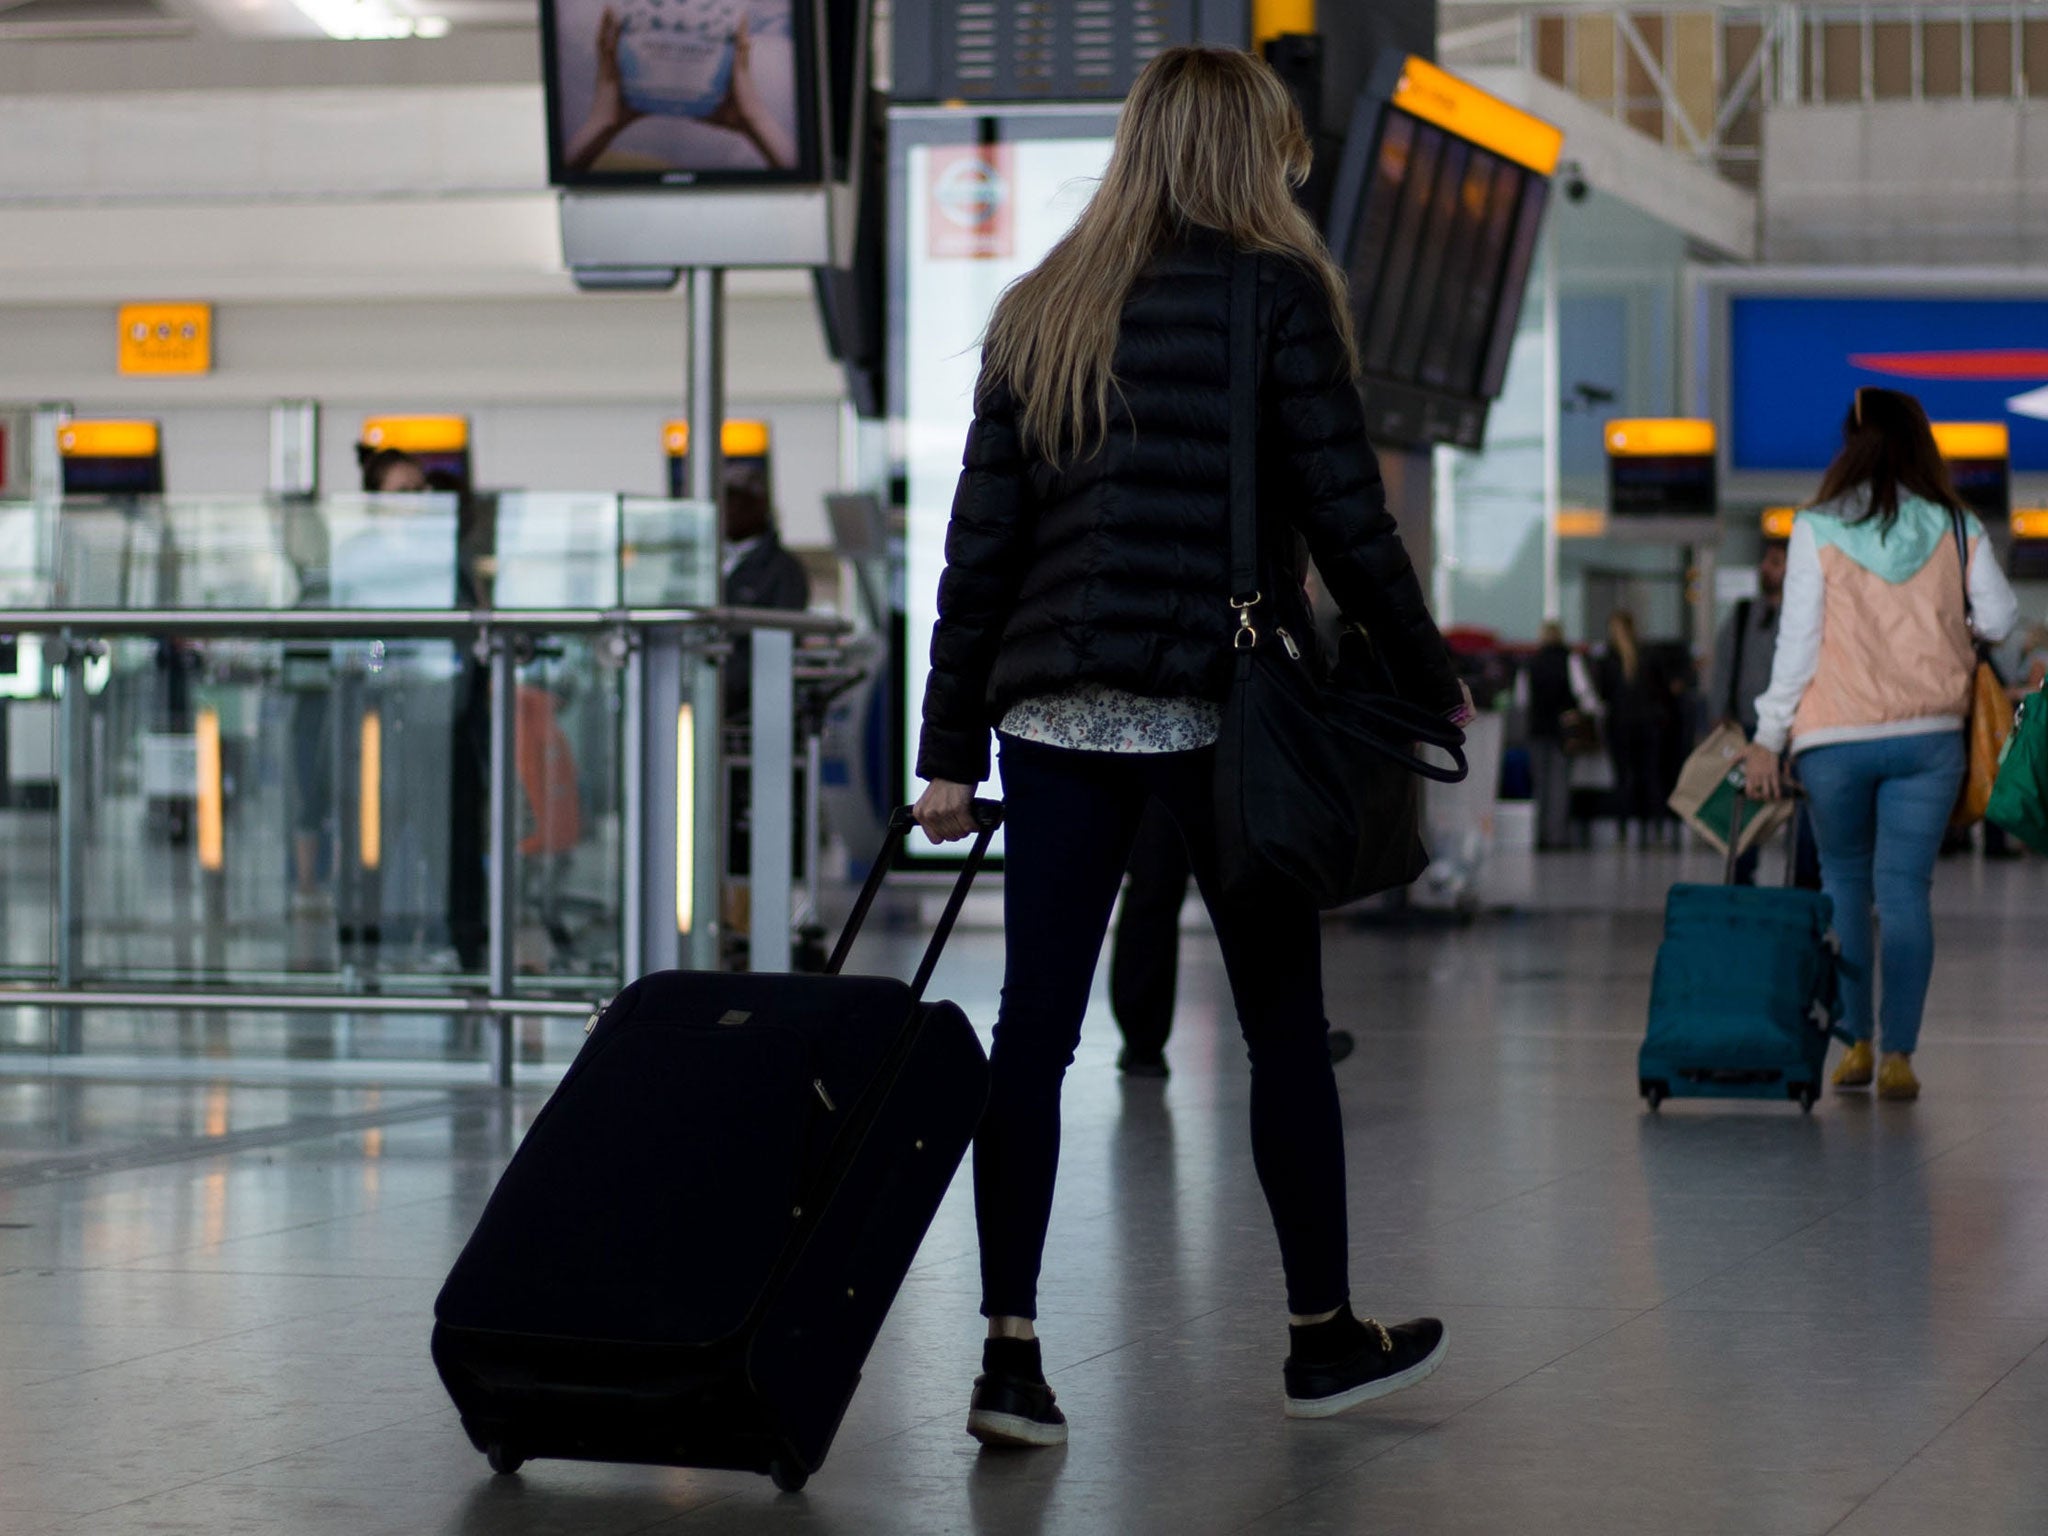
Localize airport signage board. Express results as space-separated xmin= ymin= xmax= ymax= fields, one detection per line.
xmin=1724 ymin=292 xmax=2048 ymax=475
xmin=117 ymin=304 xmax=211 ymax=377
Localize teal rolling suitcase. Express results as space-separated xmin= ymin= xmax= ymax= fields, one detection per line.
xmin=1639 ymin=799 xmax=1841 ymax=1113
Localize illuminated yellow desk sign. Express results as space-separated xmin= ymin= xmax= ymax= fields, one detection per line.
xmin=1762 ymin=507 xmax=1798 ymax=541
xmin=1932 ymin=421 xmax=2011 ymax=522
xmin=118 ymin=304 xmax=211 ymax=377
xmin=58 ymin=419 xmax=160 ymax=459
xmin=1391 ymin=56 xmax=1565 ymax=176
xmin=1605 ymin=418 xmax=1718 ymax=520
xmin=1555 ymin=507 xmax=1608 ymax=539
xmin=361 ymin=415 xmax=469 ymax=454
xmin=663 ymin=419 xmax=772 ymax=458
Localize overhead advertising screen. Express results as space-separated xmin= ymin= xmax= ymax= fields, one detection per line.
xmin=1326 ymin=55 xmax=1561 ymax=451
xmin=1726 ymin=295 xmax=2048 ymax=474
xmin=892 ymin=110 xmax=1117 ymax=856
xmin=542 ymin=0 xmax=819 ymax=184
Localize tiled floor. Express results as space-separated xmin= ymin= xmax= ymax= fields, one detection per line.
xmin=2 ymin=848 xmax=2046 ymax=1533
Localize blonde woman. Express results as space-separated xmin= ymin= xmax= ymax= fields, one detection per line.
xmin=912 ymin=46 xmax=1466 ymax=1445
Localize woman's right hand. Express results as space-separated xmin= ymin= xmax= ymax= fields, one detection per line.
xmin=1740 ymin=741 xmax=1786 ymax=800
xmin=913 ymin=779 xmax=978 ymax=844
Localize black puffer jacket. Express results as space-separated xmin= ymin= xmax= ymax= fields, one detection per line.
xmin=917 ymin=229 xmax=1460 ymax=785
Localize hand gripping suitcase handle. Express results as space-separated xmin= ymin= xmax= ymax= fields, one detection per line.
xmin=825 ymin=799 xmax=1004 ymax=1003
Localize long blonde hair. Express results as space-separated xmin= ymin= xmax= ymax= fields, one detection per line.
xmin=981 ymin=46 xmax=1358 ymax=467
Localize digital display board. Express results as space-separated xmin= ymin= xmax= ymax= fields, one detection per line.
xmin=1932 ymin=422 xmax=2011 ymax=522
xmin=1326 ymin=55 xmax=1561 ymax=451
xmin=1726 ymin=294 xmax=2048 ymax=474
xmin=1606 ymin=419 xmax=1717 ymax=520
xmin=542 ymin=0 xmax=820 ymax=185
xmin=2011 ymin=510 xmax=2048 ymax=581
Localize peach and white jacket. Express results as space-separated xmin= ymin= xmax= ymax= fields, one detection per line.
xmin=1752 ymin=492 xmax=2018 ymax=757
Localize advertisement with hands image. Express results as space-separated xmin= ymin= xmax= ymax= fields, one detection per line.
xmin=549 ymin=0 xmax=805 ymax=181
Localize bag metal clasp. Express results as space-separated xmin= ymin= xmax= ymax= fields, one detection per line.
xmin=1231 ymin=592 xmax=1261 ymax=650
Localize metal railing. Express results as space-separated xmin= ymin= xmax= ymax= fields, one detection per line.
xmin=1442 ymin=4 xmax=2048 ymax=186
xmin=0 ymin=602 xmax=852 ymax=1085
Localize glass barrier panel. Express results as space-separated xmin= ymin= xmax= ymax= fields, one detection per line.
xmin=620 ymin=497 xmax=718 ymax=608
xmin=492 ymin=494 xmax=623 ymax=610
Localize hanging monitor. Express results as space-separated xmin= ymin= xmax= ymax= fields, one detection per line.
xmin=1324 ymin=54 xmax=1563 ymax=451
xmin=59 ymin=419 xmax=163 ymax=497
xmin=541 ymin=0 xmax=823 ymax=185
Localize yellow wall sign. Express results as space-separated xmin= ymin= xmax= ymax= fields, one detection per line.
xmin=1392 ymin=57 xmax=1565 ymax=177
xmin=118 ymin=304 xmax=212 ymax=377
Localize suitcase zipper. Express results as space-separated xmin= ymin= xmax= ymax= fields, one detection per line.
xmin=813 ymin=1078 xmax=836 ymax=1113
xmin=1276 ymin=626 xmax=1301 ymax=660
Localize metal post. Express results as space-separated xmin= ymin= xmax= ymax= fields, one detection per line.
xmin=686 ymin=266 xmax=726 ymax=971
xmin=636 ymin=630 xmax=685 ymax=973
xmin=1540 ymin=213 xmax=1564 ymax=627
xmin=53 ymin=635 xmax=87 ymax=1054
xmin=748 ymin=627 xmax=795 ymax=973
xmin=485 ymin=634 xmax=518 ymax=1087
xmin=621 ymin=637 xmax=646 ymax=982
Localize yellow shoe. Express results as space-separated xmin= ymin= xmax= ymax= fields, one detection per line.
xmin=1832 ymin=1040 xmax=1875 ymax=1090
xmin=1877 ymin=1053 xmax=1921 ymax=1102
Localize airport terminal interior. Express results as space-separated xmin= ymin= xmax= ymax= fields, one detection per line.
xmin=5 ymin=0 xmax=2048 ymax=1531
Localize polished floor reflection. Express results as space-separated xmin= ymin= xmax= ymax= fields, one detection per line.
xmin=1 ymin=848 xmax=2045 ymax=1533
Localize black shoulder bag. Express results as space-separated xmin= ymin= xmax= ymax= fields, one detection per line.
xmin=1212 ymin=251 xmax=1468 ymax=908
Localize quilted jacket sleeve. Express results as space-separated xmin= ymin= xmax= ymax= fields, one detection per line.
xmin=916 ymin=371 xmax=1034 ymax=785
xmin=1265 ymin=264 xmax=1462 ymax=715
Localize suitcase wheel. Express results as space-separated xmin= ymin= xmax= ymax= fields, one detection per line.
xmin=1791 ymin=1083 xmax=1819 ymax=1115
xmin=1640 ymin=1079 xmax=1669 ymax=1112
xmin=770 ymin=1456 xmax=809 ymax=1494
xmin=486 ymin=1442 xmax=526 ymax=1477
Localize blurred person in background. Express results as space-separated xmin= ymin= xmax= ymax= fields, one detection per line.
xmin=1742 ymin=387 xmax=2017 ymax=1102
xmin=1711 ymin=543 xmax=1820 ymax=887
xmin=1524 ymin=621 xmax=1600 ymax=851
xmin=1595 ymin=609 xmax=1668 ymax=846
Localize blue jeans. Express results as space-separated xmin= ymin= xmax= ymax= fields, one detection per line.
xmin=1796 ymin=732 xmax=1965 ymax=1055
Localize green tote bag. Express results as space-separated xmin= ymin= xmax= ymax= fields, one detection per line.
xmin=1988 ymin=690 xmax=2048 ymax=853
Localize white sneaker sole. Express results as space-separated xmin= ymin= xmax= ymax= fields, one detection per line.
xmin=967 ymin=1408 xmax=1069 ymax=1448
xmin=1283 ymin=1330 xmax=1449 ymax=1420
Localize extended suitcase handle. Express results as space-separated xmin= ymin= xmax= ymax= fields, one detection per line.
xmin=825 ymin=799 xmax=1004 ymax=1003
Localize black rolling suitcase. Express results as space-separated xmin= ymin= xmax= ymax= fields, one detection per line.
xmin=431 ymin=801 xmax=1000 ymax=1492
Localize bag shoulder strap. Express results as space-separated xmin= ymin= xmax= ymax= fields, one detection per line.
xmin=1725 ymin=598 xmax=1752 ymax=720
xmin=1951 ymin=506 xmax=1977 ymax=628
xmin=1227 ymin=250 xmax=1259 ymax=604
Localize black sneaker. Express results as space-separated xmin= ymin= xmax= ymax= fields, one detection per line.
xmin=1283 ymin=1306 xmax=1447 ymax=1419
xmin=966 ymin=1338 xmax=1068 ymax=1447
xmin=1117 ymin=1048 xmax=1170 ymax=1079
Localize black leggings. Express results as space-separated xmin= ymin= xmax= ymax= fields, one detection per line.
xmin=977 ymin=734 xmax=1348 ymax=1320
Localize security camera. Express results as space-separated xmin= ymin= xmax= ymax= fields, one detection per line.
xmin=1560 ymin=161 xmax=1590 ymax=203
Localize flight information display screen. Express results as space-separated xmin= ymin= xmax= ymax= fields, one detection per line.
xmin=1326 ymin=56 xmax=1560 ymax=451
xmin=1609 ymin=454 xmax=1717 ymax=519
